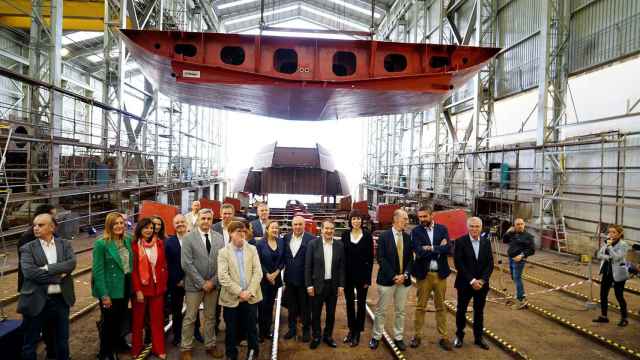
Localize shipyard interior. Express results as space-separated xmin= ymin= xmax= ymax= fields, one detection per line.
xmin=0 ymin=0 xmax=639 ymax=360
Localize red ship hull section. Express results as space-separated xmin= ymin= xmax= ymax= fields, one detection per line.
xmin=120 ymin=29 xmax=499 ymax=120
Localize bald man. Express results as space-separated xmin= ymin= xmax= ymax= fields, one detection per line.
xmin=184 ymin=201 xmax=201 ymax=232
xmin=18 ymin=214 xmax=76 ymax=360
xmin=502 ymin=218 xmax=535 ymax=309
xmin=282 ymin=216 xmax=315 ymax=341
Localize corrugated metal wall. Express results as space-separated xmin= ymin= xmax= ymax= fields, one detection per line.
xmin=495 ymin=0 xmax=640 ymax=98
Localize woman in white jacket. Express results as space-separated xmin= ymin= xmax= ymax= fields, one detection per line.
xmin=593 ymin=224 xmax=629 ymax=327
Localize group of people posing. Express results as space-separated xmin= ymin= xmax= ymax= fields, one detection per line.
xmin=16 ymin=201 xmax=636 ymax=360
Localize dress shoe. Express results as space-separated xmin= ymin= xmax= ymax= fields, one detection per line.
xmin=116 ymin=339 xmax=132 ymax=352
xmin=618 ymin=318 xmax=629 ymax=327
xmin=592 ymin=316 xmax=609 ymax=323
xmin=323 ymin=337 xmax=337 ymax=348
xmin=394 ymin=340 xmax=407 ymax=351
xmin=302 ymin=331 xmax=311 ymax=342
xmin=439 ymin=338 xmax=453 ymax=351
xmin=453 ymin=336 xmax=463 ymax=348
xmin=180 ymin=351 xmax=192 ymax=360
xmin=283 ymin=330 xmax=296 ymax=340
xmin=409 ymin=336 xmax=421 ymax=348
xmin=350 ymin=333 xmax=360 ymax=347
xmin=474 ymin=338 xmax=490 ymax=350
xmin=369 ymin=338 xmax=380 ymax=350
xmin=206 ymin=346 xmax=224 ymax=358
xmin=343 ymin=332 xmax=353 ymax=343
xmin=309 ymin=338 xmax=321 ymax=349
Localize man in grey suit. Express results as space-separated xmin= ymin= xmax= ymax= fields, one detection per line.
xmin=18 ymin=213 xmax=76 ymax=360
xmin=305 ymin=220 xmax=345 ymax=350
xmin=180 ymin=208 xmax=225 ymax=360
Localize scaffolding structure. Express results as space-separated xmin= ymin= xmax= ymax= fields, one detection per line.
xmin=0 ymin=0 xmax=227 ymax=249
xmin=362 ymin=0 xmax=640 ymax=250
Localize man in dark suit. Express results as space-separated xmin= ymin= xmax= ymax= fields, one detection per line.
xmin=166 ymin=214 xmax=203 ymax=346
xmin=453 ymin=216 xmax=494 ymax=350
xmin=305 ymin=220 xmax=345 ymax=350
xmin=410 ymin=206 xmax=453 ymax=350
xmin=283 ymin=216 xmax=314 ymax=342
xmin=212 ymin=203 xmax=235 ymax=244
xmin=18 ymin=213 xmax=76 ymax=360
xmin=249 ymin=202 xmax=269 ymax=240
xmin=16 ymin=204 xmax=58 ymax=359
xmin=370 ymin=209 xmax=413 ymax=351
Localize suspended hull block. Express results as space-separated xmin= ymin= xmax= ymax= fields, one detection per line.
xmin=119 ymin=29 xmax=500 ymax=121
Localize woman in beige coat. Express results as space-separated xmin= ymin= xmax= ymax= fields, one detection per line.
xmin=217 ymin=221 xmax=263 ymax=360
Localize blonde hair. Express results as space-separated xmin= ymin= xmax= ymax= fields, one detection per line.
xmin=103 ymin=212 xmax=125 ymax=242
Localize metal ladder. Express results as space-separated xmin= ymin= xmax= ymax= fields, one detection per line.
xmin=550 ymin=201 xmax=568 ymax=253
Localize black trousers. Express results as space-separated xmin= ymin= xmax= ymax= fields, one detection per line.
xmin=223 ymin=302 xmax=259 ymax=360
xmin=99 ymin=296 xmax=129 ymax=356
xmin=259 ymin=282 xmax=279 ymax=338
xmin=600 ymin=271 xmax=627 ymax=318
xmin=311 ymin=280 xmax=338 ymax=339
xmin=22 ymin=295 xmax=70 ymax=360
xmin=285 ymin=283 xmax=310 ymax=333
xmin=345 ymin=283 xmax=368 ymax=334
xmin=455 ymin=286 xmax=489 ymax=341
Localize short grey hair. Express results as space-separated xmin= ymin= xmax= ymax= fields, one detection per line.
xmin=467 ymin=216 xmax=482 ymax=227
xmin=393 ymin=209 xmax=408 ymax=221
xmin=197 ymin=208 xmax=213 ymax=218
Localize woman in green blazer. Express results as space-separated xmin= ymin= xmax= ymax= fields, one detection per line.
xmin=92 ymin=212 xmax=133 ymax=360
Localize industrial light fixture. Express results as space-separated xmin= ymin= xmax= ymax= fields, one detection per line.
xmin=225 ymin=4 xmax=299 ymax=25
xmin=217 ymin=0 xmax=258 ymax=10
xmin=61 ymin=31 xmax=103 ymax=45
xmin=327 ymin=0 xmax=381 ymax=18
xmin=60 ymin=48 xmax=69 ymax=57
xmin=301 ymin=5 xmax=370 ymax=31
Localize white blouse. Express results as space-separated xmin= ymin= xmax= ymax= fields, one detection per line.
xmin=350 ymin=231 xmax=363 ymax=244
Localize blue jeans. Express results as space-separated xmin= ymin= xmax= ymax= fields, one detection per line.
xmin=509 ymin=258 xmax=526 ymax=301
xmin=22 ymin=295 xmax=70 ymax=360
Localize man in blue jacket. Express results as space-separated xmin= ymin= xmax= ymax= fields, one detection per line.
xmin=282 ymin=216 xmax=314 ymax=342
xmin=410 ymin=206 xmax=453 ymax=351
xmin=369 ymin=209 xmax=413 ymax=351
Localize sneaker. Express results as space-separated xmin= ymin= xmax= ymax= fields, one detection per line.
xmin=511 ymin=300 xmax=527 ymax=310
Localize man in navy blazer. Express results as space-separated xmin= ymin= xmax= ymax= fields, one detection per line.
xmin=249 ymin=202 xmax=270 ymax=239
xmin=453 ymin=217 xmax=494 ymax=350
xmin=165 ymin=214 xmax=203 ymax=346
xmin=370 ymin=209 xmax=413 ymax=352
xmin=410 ymin=206 xmax=453 ymax=351
xmin=282 ymin=216 xmax=314 ymax=342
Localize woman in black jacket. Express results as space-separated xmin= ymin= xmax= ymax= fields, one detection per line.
xmin=341 ymin=210 xmax=374 ymax=347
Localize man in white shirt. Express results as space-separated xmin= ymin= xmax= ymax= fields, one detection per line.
xmin=18 ymin=214 xmax=76 ymax=360
xmin=184 ymin=201 xmax=201 ymax=232
xmin=305 ymin=221 xmax=345 ymax=349
xmin=453 ymin=217 xmax=494 ymax=350
xmin=180 ymin=209 xmax=225 ymax=360
xmin=213 ymin=203 xmax=234 ymax=244
xmin=283 ymin=216 xmax=314 ymax=341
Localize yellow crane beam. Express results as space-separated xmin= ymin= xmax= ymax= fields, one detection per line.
xmin=0 ymin=1 xmax=131 ymax=31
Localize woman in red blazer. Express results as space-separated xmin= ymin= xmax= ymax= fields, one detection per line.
xmin=131 ymin=217 xmax=168 ymax=359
